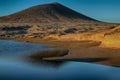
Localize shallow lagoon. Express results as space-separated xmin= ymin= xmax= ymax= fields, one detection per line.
xmin=0 ymin=40 xmax=120 ymax=80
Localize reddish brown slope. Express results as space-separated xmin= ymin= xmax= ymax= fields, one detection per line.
xmin=0 ymin=2 xmax=98 ymax=23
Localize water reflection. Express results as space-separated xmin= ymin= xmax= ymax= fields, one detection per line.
xmin=0 ymin=58 xmax=120 ymax=80
xmin=27 ymin=59 xmax=68 ymax=68
xmin=26 ymin=57 xmax=107 ymax=68
xmin=0 ymin=40 xmax=51 ymax=56
xmin=0 ymin=40 xmax=120 ymax=80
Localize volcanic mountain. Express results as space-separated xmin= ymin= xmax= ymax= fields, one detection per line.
xmin=0 ymin=2 xmax=98 ymax=23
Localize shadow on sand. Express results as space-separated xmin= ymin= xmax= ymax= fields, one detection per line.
xmin=26 ymin=49 xmax=108 ymax=68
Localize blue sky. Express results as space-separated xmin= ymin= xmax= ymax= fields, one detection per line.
xmin=0 ymin=0 xmax=120 ymax=23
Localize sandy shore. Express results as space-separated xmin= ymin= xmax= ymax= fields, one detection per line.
xmin=1 ymin=38 xmax=120 ymax=67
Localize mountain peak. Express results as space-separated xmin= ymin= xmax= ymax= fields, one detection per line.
xmin=50 ymin=2 xmax=60 ymax=5
xmin=0 ymin=2 xmax=98 ymax=23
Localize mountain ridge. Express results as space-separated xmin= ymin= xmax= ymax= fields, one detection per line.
xmin=0 ymin=2 xmax=99 ymax=23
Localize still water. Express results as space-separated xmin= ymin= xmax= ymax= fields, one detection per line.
xmin=0 ymin=40 xmax=120 ymax=80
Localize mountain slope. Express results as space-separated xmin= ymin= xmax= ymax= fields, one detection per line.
xmin=0 ymin=2 xmax=98 ymax=23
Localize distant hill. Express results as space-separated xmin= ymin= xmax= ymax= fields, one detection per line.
xmin=0 ymin=2 xmax=99 ymax=23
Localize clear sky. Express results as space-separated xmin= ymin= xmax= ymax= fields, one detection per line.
xmin=0 ymin=0 xmax=120 ymax=23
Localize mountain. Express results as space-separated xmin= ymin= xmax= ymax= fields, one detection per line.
xmin=0 ymin=2 xmax=120 ymax=49
xmin=0 ymin=2 xmax=98 ymax=23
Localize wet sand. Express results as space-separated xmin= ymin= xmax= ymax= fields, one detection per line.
xmin=1 ymin=38 xmax=120 ymax=67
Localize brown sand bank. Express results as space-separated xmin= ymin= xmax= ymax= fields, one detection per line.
xmin=1 ymin=38 xmax=120 ymax=67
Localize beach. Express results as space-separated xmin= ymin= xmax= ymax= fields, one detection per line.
xmin=7 ymin=38 xmax=120 ymax=67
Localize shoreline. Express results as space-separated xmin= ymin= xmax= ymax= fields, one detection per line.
xmin=1 ymin=38 xmax=120 ymax=67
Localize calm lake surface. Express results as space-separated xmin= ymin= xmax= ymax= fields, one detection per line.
xmin=0 ymin=40 xmax=120 ymax=80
